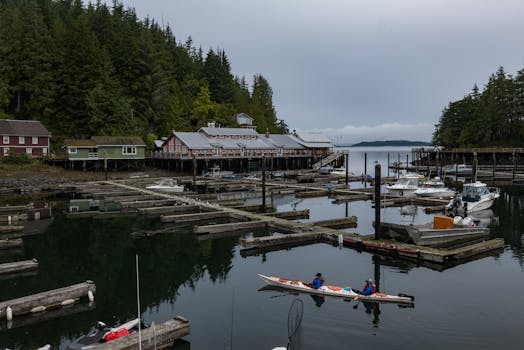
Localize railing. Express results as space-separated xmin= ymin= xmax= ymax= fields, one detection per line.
xmin=312 ymin=151 xmax=346 ymax=169
xmin=88 ymin=152 xmax=99 ymax=159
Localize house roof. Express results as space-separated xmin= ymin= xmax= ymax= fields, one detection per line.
xmin=216 ymin=137 xmax=274 ymax=150
xmin=91 ymin=136 xmax=145 ymax=146
xmin=294 ymin=132 xmax=332 ymax=143
xmin=64 ymin=139 xmax=97 ymax=147
xmin=0 ymin=119 xmax=51 ymax=136
xmin=289 ymin=135 xmax=333 ymax=148
xmin=174 ymin=132 xmax=214 ymax=150
xmin=235 ymin=113 xmax=254 ymax=121
xmin=64 ymin=136 xmax=145 ymax=147
xmin=262 ymin=134 xmax=305 ymax=149
xmin=199 ymin=127 xmax=258 ymax=136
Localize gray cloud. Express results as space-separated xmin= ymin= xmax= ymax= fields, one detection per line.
xmin=115 ymin=0 xmax=524 ymax=141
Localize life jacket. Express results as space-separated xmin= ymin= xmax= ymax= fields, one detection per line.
xmin=318 ymin=276 xmax=325 ymax=286
xmin=104 ymin=328 xmax=130 ymax=342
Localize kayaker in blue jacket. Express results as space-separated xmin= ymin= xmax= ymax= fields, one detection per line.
xmin=359 ymin=279 xmax=376 ymax=296
xmin=308 ymin=273 xmax=325 ymax=289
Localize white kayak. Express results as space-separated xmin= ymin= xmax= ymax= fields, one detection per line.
xmin=257 ymin=274 xmax=414 ymax=304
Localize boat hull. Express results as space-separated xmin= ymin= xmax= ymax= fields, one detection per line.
xmin=257 ymin=274 xmax=413 ymax=304
xmin=414 ymin=189 xmax=455 ymax=198
xmin=386 ymin=187 xmax=417 ymax=197
xmin=145 ymin=185 xmax=184 ymax=193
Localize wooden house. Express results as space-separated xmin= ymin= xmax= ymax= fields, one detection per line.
xmin=64 ymin=136 xmax=146 ymax=161
xmin=0 ymin=119 xmax=51 ymax=158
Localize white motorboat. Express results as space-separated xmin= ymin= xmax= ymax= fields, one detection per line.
xmin=145 ymin=179 xmax=185 ymax=193
xmin=413 ymin=177 xmax=455 ymax=198
xmin=330 ymin=167 xmax=354 ymax=177
xmin=202 ymin=165 xmax=234 ymax=178
xmin=386 ymin=173 xmax=425 ymax=197
xmin=446 ymin=181 xmax=500 ymax=214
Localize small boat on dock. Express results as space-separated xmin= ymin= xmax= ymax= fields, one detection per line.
xmin=386 ymin=173 xmax=425 ymax=197
xmin=257 ymin=274 xmax=414 ymax=304
xmin=446 ymin=181 xmax=500 ymax=214
xmin=66 ymin=318 xmax=147 ymax=350
xmin=377 ymin=216 xmax=490 ymax=248
xmin=202 ymin=165 xmax=233 ymax=178
xmin=413 ymin=177 xmax=455 ymax=198
xmin=145 ymin=179 xmax=185 ymax=193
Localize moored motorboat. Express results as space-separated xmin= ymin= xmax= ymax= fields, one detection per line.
xmin=146 ymin=179 xmax=185 ymax=193
xmin=413 ymin=177 xmax=455 ymax=198
xmin=377 ymin=216 xmax=490 ymax=248
xmin=66 ymin=318 xmax=147 ymax=350
xmin=257 ymin=274 xmax=414 ymax=304
xmin=386 ymin=173 xmax=425 ymax=197
xmin=446 ymin=181 xmax=500 ymax=215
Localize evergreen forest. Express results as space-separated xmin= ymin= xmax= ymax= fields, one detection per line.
xmin=0 ymin=0 xmax=287 ymax=147
xmin=433 ymin=66 xmax=524 ymax=148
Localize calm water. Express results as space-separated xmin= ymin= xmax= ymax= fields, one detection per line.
xmin=1 ymin=148 xmax=523 ymax=350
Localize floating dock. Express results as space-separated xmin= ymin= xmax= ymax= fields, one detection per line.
xmin=0 ymin=259 xmax=38 ymax=276
xmin=91 ymin=316 xmax=190 ymax=350
xmin=0 ymin=280 xmax=96 ymax=319
xmin=66 ymin=177 xmax=504 ymax=271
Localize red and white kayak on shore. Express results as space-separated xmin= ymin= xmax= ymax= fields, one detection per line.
xmin=257 ymin=274 xmax=414 ymax=304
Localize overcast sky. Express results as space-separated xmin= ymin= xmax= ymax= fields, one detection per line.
xmin=115 ymin=0 xmax=524 ymax=143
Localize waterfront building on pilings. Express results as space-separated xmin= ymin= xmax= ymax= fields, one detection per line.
xmin=151 ymin=124 xmax=333 ymax=173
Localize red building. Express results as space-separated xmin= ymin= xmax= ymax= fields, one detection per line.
xmin=0 ymin=119 xmax=51 ymax=158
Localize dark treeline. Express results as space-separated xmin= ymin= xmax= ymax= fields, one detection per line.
xmin=433 ymin=66 xmax=524 ymax=148
xmin=0 ymin=0 xmax=287 ymax=145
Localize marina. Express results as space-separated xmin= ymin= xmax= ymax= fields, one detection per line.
xmin=0 ymin=146 xmax=522 ymax=349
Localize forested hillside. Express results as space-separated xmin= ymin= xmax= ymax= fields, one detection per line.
xmin=433 ymin=67 xmax=524 ymax=148
xmin=0 ymin=0 xmax=286 ymax=145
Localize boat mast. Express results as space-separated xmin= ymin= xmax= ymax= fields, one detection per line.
xmin=136 ymin=254 xmax=142 ymax=350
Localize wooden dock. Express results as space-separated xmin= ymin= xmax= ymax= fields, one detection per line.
xmin=69 ymin=179 xmax=504 ymax=270
xmin=0 ymin=238 xmax=23 ymax=250
xmin=0 ymin=259 xmax=38 ymax=276
xmin=92 ymin=316 xmax=190 ymax=350
xmin=0 ymin=280 xmax=96 ymax=319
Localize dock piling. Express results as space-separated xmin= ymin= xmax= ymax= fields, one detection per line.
xmin=374 ymin=164 xmax=381 ymax=240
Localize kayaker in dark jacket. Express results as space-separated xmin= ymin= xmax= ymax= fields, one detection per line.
xmin=309 ymin=273 xmax=325 ymax=289
xmin=360 ymin=279 xmax=376 ymax=296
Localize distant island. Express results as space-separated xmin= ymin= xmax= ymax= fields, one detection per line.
xmin=335 ymin=140 xmax=432 ymax=147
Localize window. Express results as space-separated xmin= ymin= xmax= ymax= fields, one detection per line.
xmin=122 ymin=146 xmax=137 ymax=155
xmin=26 ymin=147 xmax=32 ymax=155
xmin=32 ymin=136 xmax=38 ymax=144
xmin=68 ymin=147 xmax=77 ymax=154
xmin=2 ymin=136 xmax=8 ymax=144
xmin=3 ymin=148 xmax=8 ymax=156
xmin=19 ymin=136 xmax=25 ymax=144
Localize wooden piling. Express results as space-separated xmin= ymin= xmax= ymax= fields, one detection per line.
xmin=374 ymin=164 xmax=381 ymax=239
xmin=0 ymin=280 xmax=96 ymax=318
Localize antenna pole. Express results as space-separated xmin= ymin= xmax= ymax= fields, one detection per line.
xmin=136 ymin=254 xmax=142 ymax=350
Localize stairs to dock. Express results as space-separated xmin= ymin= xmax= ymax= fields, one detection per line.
xmin=312 ymin=151 xmax=346 ymax=169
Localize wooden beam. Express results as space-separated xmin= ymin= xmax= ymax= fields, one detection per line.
xmin=160 ymin=211 xmax=230 ymax=223
xmin=262 ymin=209 xmax=310 ymax=220
xmin=138 ymin=205 xmax=202 ymax=216
xmin=311 ymin=217 xmax=357 ymax=229
xmin=194 ymin=220 xmax=267 ymax=234
xmin=0 ymin=238 xmax=23 ymax=250
xmin=88 ymin=316 xmax=190 ymax=350
xmin=0 ymin=280 xmax=96 ymax=318
xmin=0 ymin=259 xmax=38 ymax=275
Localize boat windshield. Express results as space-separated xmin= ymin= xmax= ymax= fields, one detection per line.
xmin=397 ymin=178 xmax=419 ymax=186
xmin=462 ymin=185 xmax=488 ymax=201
